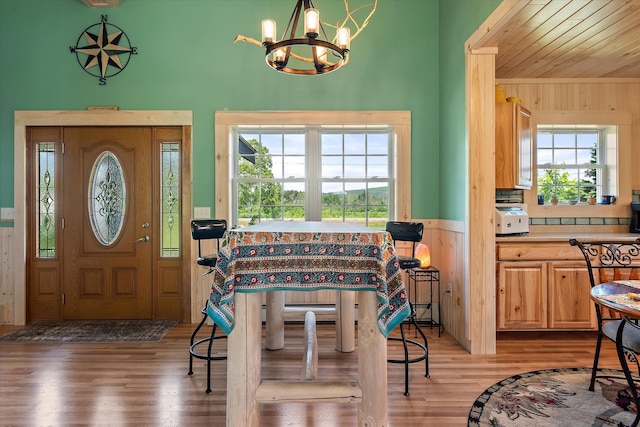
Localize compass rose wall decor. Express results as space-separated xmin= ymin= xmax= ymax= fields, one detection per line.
xmin=70 ymin=15 xmax=138 ymax=85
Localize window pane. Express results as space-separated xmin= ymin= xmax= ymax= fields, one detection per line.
xmin=344 ymin=133 xmax=365 ymax=154
xmin=554 ymin=149 xmax=575 ymax=164
xmin=576 ymin=149 xmax=594 ymax=164
xmin=537 ymin=133 xmax=552 ymax=148
xmin=283 ymin=155 xmax=305 ymax=178
xmin=321 ymin=134 xmax=342 ymax=154
xmin=262 ymin=134 xmax=283 ymax=155
xmin=367 ymin=155 xmax=388 ymax=178
xmin=344 ymin=156 xmax=366 ymax=178
xmin=554 ymin=133 xmax=575 ymax=148
xmin=283 ymin=133 xmax=305 ymax=155
xmin=37 ymin=143 xmax=55 ymax=258
xmin=368 ymin=134 xmax=388 ymax=154
xmin=538 ymin=149 xmax=552 ymax=164
xmin=161 ymin=143 xmax=180 ymax=257
xmin=577 ymin=133 xmax=597 ymax=148
xmin=89 ymin=151 xmax=125 ymax=246
xmin=322 ymin=156 xmax=342 ymax=178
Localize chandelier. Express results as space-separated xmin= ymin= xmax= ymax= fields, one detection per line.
xmin=261 ymin=0 xmax=351 ymax=75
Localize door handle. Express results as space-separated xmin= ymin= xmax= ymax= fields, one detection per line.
xmin=135 ymin=235 xmax=150 ymax=243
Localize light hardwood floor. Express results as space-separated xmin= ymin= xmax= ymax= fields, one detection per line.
xmin=0 ymin=322 xmax=621 ymax=426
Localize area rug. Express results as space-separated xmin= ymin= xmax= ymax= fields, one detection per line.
xmin=468 ymin=368 xmax=638 ymax=426
xmin=0 ymin=319 xmax=178 ymax=343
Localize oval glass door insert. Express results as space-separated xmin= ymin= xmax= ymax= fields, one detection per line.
xmin=89 ymin=151 xmax=126 ymax=246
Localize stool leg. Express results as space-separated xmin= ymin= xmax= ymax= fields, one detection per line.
xmin=188 ymin=308 xmax=208 ymax=376
xmin=411 ymin=312 xmax=429 ymax=378
xmin=399 ymin=323 xmax=410 ymax=396
xmin=205 ymin=323 xmax=218 ymax=394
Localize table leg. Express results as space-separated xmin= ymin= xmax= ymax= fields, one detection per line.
xmin=227 ymin=292 xmax=262 ymax=427
xmin=358 ymin=291 xmax=388 ymax=426
xmin=266 ymin=291 xmax=285 ymax=350
xmin=336 ymin=290 xmax=355 ymax=352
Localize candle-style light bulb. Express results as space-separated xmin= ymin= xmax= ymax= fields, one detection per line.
xmin=304 ymin=8 xmax=319 ymax=36
xmin=273 ymin=48 xmax=286 ymax=63
xmin=337 ymin=27 xmax=350 ymax=51
xmin=262 ymin=19 xmax=276 ymax=44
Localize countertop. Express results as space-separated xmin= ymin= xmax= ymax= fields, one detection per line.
xmin=496 ymin=232 xmax=640 ymax=243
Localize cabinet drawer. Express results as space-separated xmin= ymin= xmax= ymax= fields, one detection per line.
xmin=497 ymin=243 xmax=583 ymax=261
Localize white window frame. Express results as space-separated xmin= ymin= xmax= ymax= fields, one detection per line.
xmin=527 ymin=110 xmax=632 ymax=216
xmin=536 ymin=126 xmax=609 ymax=203
xmin=215 ymin=111 xmax=412 ymax=226
xmin=231 ymin=126 xmax=394 ymax=227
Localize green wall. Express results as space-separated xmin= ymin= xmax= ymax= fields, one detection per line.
xmin=438 ymin=0 xmax=501 ymax=221
xmin=0 ymin=0 xmax=497 ymax=221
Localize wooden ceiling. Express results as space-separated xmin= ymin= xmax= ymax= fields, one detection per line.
xmin=480 ymin=0 xmax=640 ymax=79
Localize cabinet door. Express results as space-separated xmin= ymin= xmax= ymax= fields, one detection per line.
xmin=495 ymin=103 xmax=532 ymax=190
xmin=547 ymin=262 xmax=597 ymax=330
xmin=497 ymin=262 xmax=547 ymax=329
xmin=516 ymin=105 xmax=532 ymax=188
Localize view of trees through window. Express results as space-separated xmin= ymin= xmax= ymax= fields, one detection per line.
xmin=234 ymin=129 xmax=391 ymax=229
xmin=536 ymin=128 xmax=602 ymax=204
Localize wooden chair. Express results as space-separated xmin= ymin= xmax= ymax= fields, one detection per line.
xmin=385 ymin=221 xmax=429 ymax=396
xmin=187 ymin=219 xmax=228 ymax=393
xmin=569 ymin=238 xmax=640 ymax=392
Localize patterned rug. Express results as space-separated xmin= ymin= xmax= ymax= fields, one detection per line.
xmin=468 ymin=368 xmax=639 ymax=426
xmin=0 ymin=319 xmax=178 ymax=343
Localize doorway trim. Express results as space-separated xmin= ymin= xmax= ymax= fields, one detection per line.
xmin=14 ymin=110 xmax=193 ymax=325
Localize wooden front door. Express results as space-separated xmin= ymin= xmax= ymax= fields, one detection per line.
xmin=62 ymin=127 xmax=152 ymax=319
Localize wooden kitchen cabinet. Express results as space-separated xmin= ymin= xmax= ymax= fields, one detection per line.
xmin=495 ymin=102 xmax=532 ymax=189
xmin=547 ymin=262 xmax=595 ymax=329
xmin=496 ymin=243 xmax=596 ymax=331
xmin=497 ymin=261 xmax=547 ymax=329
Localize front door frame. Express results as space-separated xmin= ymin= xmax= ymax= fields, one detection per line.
xmin=14 ymin=110 xmax=193 ymax=325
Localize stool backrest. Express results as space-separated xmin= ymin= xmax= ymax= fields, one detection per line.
xmin=191 ymin=219 xmax=227 ymax=260
xmin=386 ymin=221 xmax=424 ymax=260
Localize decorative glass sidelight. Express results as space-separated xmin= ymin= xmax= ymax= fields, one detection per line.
xmin=37 ymin=143 xmax=56 ymax=257
xmin=161 ymin=142 xmax=180 ymax=257
xmin=89 ymin=151 xmax=126 ymax=246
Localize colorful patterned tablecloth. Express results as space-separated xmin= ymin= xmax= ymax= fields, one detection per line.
xmin=206 ymin=221 xmax=411 ymax=337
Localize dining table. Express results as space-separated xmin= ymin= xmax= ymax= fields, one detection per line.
xmin=205 ymin=220 xmax=411 ymax=427
xmin=590 ymin=279 xmax=640 ymax=427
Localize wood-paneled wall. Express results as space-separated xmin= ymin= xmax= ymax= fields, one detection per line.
xmin=0 ymin=227 xmax=13 ymax=324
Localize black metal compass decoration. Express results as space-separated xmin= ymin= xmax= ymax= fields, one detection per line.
xmin=70 ymin=15 xmax=138 ymax=85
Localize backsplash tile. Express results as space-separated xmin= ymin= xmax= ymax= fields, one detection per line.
xmin=495 ymin=190 xmax=638 ymax=229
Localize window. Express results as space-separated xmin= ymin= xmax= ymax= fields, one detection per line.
xmin=160 ymin=142 xmax=181 ymax=257
xmin=37 ymin=142 xmax=56 ymax=258
xmin=233 ymin=127 xmax=392 ymax=229
xmin=215 ymin=111 xmax=411 ymax=229
xmin=536 ymin=125 xmax=617 ymax=204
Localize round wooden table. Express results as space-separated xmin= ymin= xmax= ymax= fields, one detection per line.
xmin=591 ymin=281 xmax=640 ymax=427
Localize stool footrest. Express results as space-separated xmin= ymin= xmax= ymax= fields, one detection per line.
xmin=189 ymin=335 xmax=228 ymax=361
xmin=387 ymin=337 xmax=428 ymax=364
